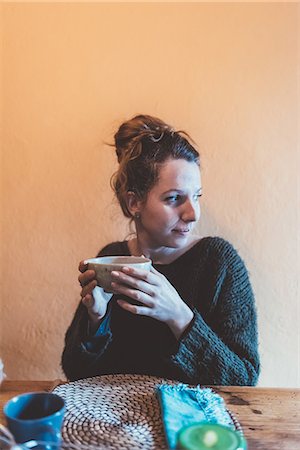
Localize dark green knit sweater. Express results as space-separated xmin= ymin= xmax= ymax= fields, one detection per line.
xmin=62 ymin=237 xmax=260 ymax=385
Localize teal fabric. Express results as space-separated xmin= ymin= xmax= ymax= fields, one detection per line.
xmin=156 ymin=384 xmax=234 ymax=449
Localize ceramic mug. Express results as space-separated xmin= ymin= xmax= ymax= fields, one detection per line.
xmin=4 ymin=392 xmax=65 ymax=447
xmin=85 ymin=255 xmax=152 ymax=292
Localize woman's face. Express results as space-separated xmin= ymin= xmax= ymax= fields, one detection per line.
xmin=136 ymin=158 xmax=202 ymax=249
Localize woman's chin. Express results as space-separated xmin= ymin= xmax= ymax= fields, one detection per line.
xmin=169 ymin=232 xmax=190 ymax=246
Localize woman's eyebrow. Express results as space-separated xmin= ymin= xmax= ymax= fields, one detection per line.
xmin=162 ymin=189 xmax=185 ymax=195
xmin=162 ymin=187 xmax=203 ymax=195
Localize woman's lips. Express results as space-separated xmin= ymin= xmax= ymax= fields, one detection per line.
xmin=172 ymin=229 xmax=190 ymax=234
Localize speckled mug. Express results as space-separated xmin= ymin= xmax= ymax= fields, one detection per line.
xmin=84 ymin=256 xmax=152 ymax=292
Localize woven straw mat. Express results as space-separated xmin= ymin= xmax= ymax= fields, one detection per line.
xmin=54 ymin=374 xmax=173 ymax=450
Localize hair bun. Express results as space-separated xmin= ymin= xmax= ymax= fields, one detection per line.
xmin=114 ymin=115 xmax=174 ymax=163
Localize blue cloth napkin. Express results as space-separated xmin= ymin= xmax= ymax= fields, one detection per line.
xmin=156 ymin=384 xmax=234 ymax=449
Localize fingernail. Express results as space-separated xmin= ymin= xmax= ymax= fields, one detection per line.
xmin=111 ymin=271 xmax=119 ymax=277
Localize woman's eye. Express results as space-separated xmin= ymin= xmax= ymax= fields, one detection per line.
xmin=194 ymin=194 xmax=202 ymax=201
xmin=165 ymin=193 xmax=202 ymax=204
xmin=166 ymin=195 xmax=181 ymax=203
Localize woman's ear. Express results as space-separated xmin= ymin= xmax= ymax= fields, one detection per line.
xmin=125 ymin=191 xmax=142 ymax=217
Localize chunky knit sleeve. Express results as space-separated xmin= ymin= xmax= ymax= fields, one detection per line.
xmin=61 ymin=301 xmax=113 ymax=381
xmin=61 ymin=241 xmax=128 ymax=381
xmin=169 ymin=238 xmax=260 ymax=386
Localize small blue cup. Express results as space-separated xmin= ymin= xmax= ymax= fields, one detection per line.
xmin=4 ymin=392 xmax=65 ymax=447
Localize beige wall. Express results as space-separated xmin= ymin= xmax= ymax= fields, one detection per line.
xmin=0 ymin=3 xmax=299 ymax=387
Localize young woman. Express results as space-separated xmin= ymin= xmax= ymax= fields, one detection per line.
xmin=61 ymin=115 xmax=260 ymax=385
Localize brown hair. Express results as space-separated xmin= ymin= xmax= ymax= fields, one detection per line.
xmin=111 ymin=114 xmax=200 ymax=218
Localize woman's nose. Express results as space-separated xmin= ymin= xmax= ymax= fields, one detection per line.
xmin=181 ymin=200 xmax=199 ymax=222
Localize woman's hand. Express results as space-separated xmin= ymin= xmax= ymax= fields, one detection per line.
xmin=111 ymin=266 xmax=194 ymax=340
xmin=78 ymin=261 xmax=113 ymax=330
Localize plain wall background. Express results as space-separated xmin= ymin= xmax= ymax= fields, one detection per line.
xmin=0 ymin=2 xmax=299 ymax=387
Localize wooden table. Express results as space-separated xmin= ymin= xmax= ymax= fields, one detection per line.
xmin=1 ymin=380 xmax=299 ymax=449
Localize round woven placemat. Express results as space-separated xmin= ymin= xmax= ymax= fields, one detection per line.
xmin=53 ymin=374 xmax=242 ymax=450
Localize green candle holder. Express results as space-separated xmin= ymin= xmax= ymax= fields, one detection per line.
xmin=177 ymin=423 xmax=247 ymax=450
